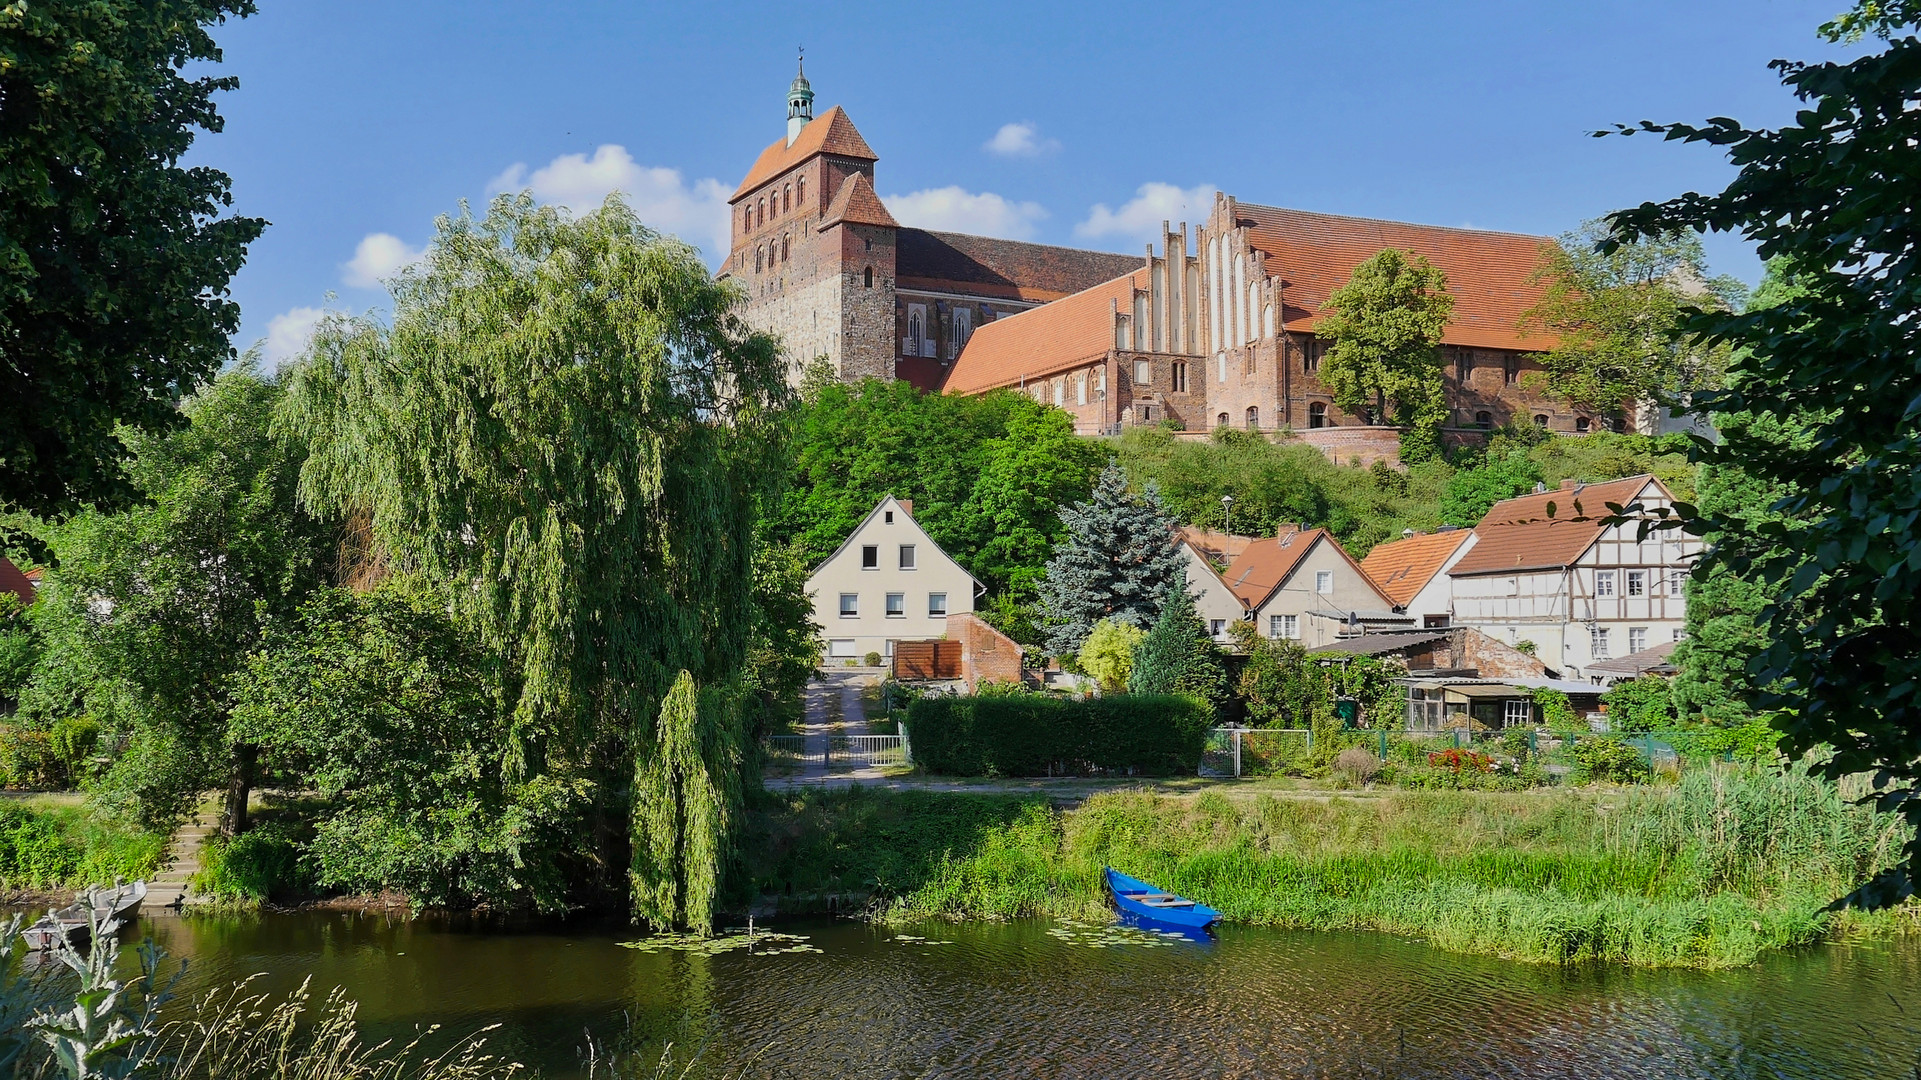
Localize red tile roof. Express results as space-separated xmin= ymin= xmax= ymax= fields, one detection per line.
xmin=1448 ymin=476 xmax=1665 ymax=576
xmin=730 ymin=107 xmax=877 ymax=202
xmin=1219 ymin=528 xmax=1350 ymax=610
xmin=897 ymin=230 xmax=1142 ymax=303
xmin=1359 ymin=530 xmax=1475 ymax=607
xmin=1177 ymin=527 xmax=1259 ymax=564
xmin=0 ymin=558 xmax=35 ymax=606
xmin=942 ymin=268 xmax=1144 ymax=395
xmin=1233 ymin=203 xmax=1558 ymax=351
xmin=818 ymin=171 xmax=897 ymax=230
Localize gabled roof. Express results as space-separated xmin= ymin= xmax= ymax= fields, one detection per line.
xmin=943 ymin=269 xmax=1144 ymax=395
xmin=1448 ymin=475 xmax=1665 ymax=576
xmin=1231 ymin=202 xmax=1557 ymax=352
xmin=1177 ymin=527 xmax=1258 ymax=565
xmin=0 ymin=558 xmax=34 ymax=606
xmin=817 ymin=172 xmax=897 ymax=230
xmin=1217 ymin=527 xmax=1392 ymax=612
xmin=731 ymin=106 xmax=878 ymax=202
xmin=1359 ymin=529 xmax=1475 ymax=607
xmin=897 ymin=230 xmax=1142 ymax=303
xmin=803 ymin=494 xmax=983 ymax=593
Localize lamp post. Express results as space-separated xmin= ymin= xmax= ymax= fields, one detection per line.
xmin=1221 ymin=494 xmax=1234 ymax=534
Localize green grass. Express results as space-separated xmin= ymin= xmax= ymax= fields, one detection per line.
xmin=740 ymin=764 xmax=1915 ymax=968
xmin=0 ymin=798 xmax=164 ymax=889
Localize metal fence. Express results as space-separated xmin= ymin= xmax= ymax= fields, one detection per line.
xmin=827 ymin=734 xmax=907 ymax=767
xmin=1199 ymin=728 xmax=1313 ymax=778
xmin=1369 ymin=725 xmax=1717 ymax=777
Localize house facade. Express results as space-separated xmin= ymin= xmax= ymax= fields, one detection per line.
xmin=1358 ymin=527 xmax=1478 ymax=626
xmin=1205 ymin=526 xmax=1406 ymax=648
xmin=805 ymin=496 xmax=980 ymax=664
xmin=1445 ymin=476 xmax=1697 ymax=681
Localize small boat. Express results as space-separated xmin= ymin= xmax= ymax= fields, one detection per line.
xmin=22 ymin=879 xmax=147 ymax=952
xmin=1104 ymin=868 xmax=1221 ymax=934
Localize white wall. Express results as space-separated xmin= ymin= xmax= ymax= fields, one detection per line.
xmin=805 ymin=495 xmax=979 ymax=663
xmin=1251 ymin=536 xmax=1392 ymax=648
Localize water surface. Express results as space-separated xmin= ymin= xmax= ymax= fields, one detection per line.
xmin=122 ymin=912 xmax=1919 ymax=1079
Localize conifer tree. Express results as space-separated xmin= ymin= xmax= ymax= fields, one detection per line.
xmin=1127 ymin=565 xmax=1229 ymax=714
xmin=1037 ymin=464 xmax=1183 ymax=657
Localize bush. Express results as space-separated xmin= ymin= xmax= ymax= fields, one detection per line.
xmin=1332 ymin=746 xmax=1380 ymax=785
xmin=1572 ymin=738 xmax=1652 ymax=785
xmin=864 ymin=651 xmax=883 ymax=668
xmin=906 ymin=694 xmax=1209 ymax=776
xmin=1602 ymin=676 xmax=1677 ymax=733
xmin=194 ymin=822 xmax=313 ymax=903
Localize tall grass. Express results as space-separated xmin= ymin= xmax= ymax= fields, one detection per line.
xmin=744 ymin=764 xmax=1915 ymax=968
xmin=0 ymin=800 xmax=164 ymax=890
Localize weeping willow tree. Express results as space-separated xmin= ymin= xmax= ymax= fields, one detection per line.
xmin=631 ymin=671 xmax=746 ymax=929
xmin=277 ymin=193 xmax=791 ymax=909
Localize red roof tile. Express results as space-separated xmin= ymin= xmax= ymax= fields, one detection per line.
xmin=1448 ymin=476 xmax=1665 ymax=576
xmin=1177 ymin=527 xmax=1259 ymax=564
xmin=897 ymin=230 xmax=1142 ymax=303
xmin=942 ymin=269 xmax=1144 ymax=395
xmin=1220 ymin=528 xmax=1331 ymax=610
xmin=1233 ymin=203 xmax=1558 ymax=351
xmin=0 ymin=558 xmax=35 ymax=606
xmin=817 ymin=171 xmax=897 ymax=230
xmin=1360 ymin=530 xmax=1474 ymax=607
xmin=730 ymin=107 xmax=877 ymax=202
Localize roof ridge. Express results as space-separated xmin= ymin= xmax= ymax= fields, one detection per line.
xmin=907 ymin=228 xmax=1147 ymax=261
xmin=1234 ymin=200 xmax=1550 ymax=242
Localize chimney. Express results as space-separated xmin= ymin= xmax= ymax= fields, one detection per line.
xmin=1533 ymin=482 xmax=1547 ymax=494
xmin=899 ymin=499 xmax=914 ymax=517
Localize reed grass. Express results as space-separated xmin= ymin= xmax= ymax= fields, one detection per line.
xmin=743 ymin=764 xmax=1916 ymax=968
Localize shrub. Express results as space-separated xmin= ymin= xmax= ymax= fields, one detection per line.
xmin=194 ymin=822 xmax=313 ymax=903
xmin=1078 ymin=619 xmax=1145 ymax=691
xmin=863 ymin=651 xmax=883 ymax=668
xmin=1332 ymin=746 xmax=1380 ymax=785
xmin=906 ymin=694 xmax=1209 ymax=776
xmin=0 ymin=728 xmax=59 ymax=789
xmin=1572 ymin=738 xmax=1652 ymax=785
xmin=1602 ymin=676 xmax=1677 ymax=733
xmin=1532 ymin=687 xmax=1579 ymax=727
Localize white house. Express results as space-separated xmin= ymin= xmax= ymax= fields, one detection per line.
xmin=805 ymin=496 xmax=981 ymax=664
xmin=1213 ymin=526 xmax=1408 ymax=647
xmin=1176 ymin=528 xmax=1254 ymax=642
xmin=1445 ymin=475 xmax=1697 ymax=681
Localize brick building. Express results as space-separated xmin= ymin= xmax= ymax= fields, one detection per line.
xmin=717 ymin=64 xmax=1137 ymax=388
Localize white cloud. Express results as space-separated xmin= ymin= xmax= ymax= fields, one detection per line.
xmin=883 ymin=186 xmax=1048 ymax=240
xmin=341 ymin=232 xmax=425 ymax=289
xmin=263 ymin=306 xmax=330 ymax=369
xmin=488 ymin=144 xmax=731 ymax=258
xmin=1076 ymin=182 xmax=1217 ymax=242
xmin=984 ymin=121 xmax=1059 ymax=157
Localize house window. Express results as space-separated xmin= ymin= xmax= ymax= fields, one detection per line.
xmin=861 ymin=545 xmax=878 ymax=570
xmin=839 ymin=593 xmax=859 ymax=618
xmin=1171 ymin=361 xmax=1187 ymax=392
xmin=1668 ymin=569 xmax=1687 ymax=595
xmin=1533 ymin=414 xmax=1549 ymax=428
xmin=743 ymin=207 xmax=752 ymax=233
xmin=783 ymin=184 xmax=791 ymax=213
xmin=1626 ymin=570 xmax=1647 ymax=597
xmin=885 ymin=593 xmax=905 ymax=618
xmin=755 ymin=247 xmax=763 ymax=273
xmin=828 ymin=638 xmax=856 ymax=658
xmin=1590 ymin=626 xmax=1610 ymax=659
xmin=928 ymin=593 xmax=947 ymax=617
xmin=1245 ymin=406 xmax=1259 ymax=429
xmin=884 ymin=510 xmax=894 ymax=524
xmin=955 ymin=307 xmax=973 ymax=350
xmin=1504 ymin=699 xmax=1532 ymax=727
xmin=1209 ymin=619 xmax=1226 ymax=638
xmin=781 ymin=235 xmax=790 ymax=262
xmin=1273 ymin=614 xmax=1300 ymax=639
xmin=1216 ymin=412 xmax=1229 ymax=428
xmin=1315 ymin=570 xmax=1333 ymax=595
xmin=1595 ymin=570 xmax=1616 ymax=597
xmin=1309 ymin=402 xmax=1328 ymax=429
xmin=1673 ymin=627 xmax=1686 ymax=642
xmin=1454 ymin=348 xmax=1473 ymax=382
xmin=1629 ymin=627 xmax=1648 ymax=653
xmin=898 ymin=544 xmax=916 ymax=570
xmin=863 ymin=266 xmax=874 ymax=288
xmin=797 ymin=176 xmax=805 ymax=205
xmin=757 ymin=198 xmax=765 ymax=226
xmin=1475 ymin=411 xmax=1492 ymax=429
xmin=1505 ymin=356 xmax=1519 ymax=384
xmin=1133 ymin=359 xmax=1151 ymax=385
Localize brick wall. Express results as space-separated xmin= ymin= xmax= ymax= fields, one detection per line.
xmin=949 ymin=613 xmax=1024 ymax=691
xmin=1288 ymin=426 xmax=1405 ymax=468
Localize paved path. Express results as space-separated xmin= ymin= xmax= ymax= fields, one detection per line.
xmin=791 ymin=669 xmax=892 ymax=785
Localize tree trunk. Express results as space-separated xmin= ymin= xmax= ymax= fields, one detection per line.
xmin=225 ymin=743 xmax=258 ymax=837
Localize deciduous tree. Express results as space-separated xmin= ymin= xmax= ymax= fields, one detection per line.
xmin=1315 ymin=249 xmax=1454 ymax=461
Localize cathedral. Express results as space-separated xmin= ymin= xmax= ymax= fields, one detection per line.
xmin=720 ymin=66 xmax=1595 ymax=447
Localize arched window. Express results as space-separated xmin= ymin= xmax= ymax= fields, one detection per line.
xmin=757 ymin=198 xmax=765 ymax=227
xmin=1308 ymin=402 xmax=1328 ymax=429
xmin=1216 ymin=412 xmax=1229 ymax=428
xmin=863 ymin=266 xmax=874 ymax=288
xmin=781 ymin=235 xmax=790 ymax=262
xmin=909 ymin=310 xmax=923 ymax=353
xmin=784 ymin=184 xmax=792 ymax=213
xmin=1533 ymin=414 xmax=1549 ymax=428
xmin=1575 ymin=417 xmax=1592 ymax=433
xmin=1475 ymin=411 xmax=1492 ymax=429
xmin=743 ymin=207 xmax=752 ymax=232
xmin=797 ymin=176 xmax=806 ymax=205
xmin=755 ymin=247 xmax=763 ymax=273
xmin=1245 ymin=406 xmax=1259 ymax=429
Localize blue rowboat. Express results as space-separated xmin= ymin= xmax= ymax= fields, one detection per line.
xmin=1104 ymin=868 xmax=1221 ymax=934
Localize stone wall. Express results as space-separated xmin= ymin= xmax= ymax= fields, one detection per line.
xmin=1450 ymin=627 xmax=1551 ymax=678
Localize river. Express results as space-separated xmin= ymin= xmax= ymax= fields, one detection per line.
xmin=124 ymin=911 xmax=1917 ymax=1079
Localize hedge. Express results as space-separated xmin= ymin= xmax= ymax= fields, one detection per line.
xmin=905 ymin=694 xmax=1209 ymax=776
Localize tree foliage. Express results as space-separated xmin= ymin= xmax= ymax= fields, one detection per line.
xmin=1077 ymin=619 xmax=1144 ymax=692
xmin=278 ymin=194 xmax=789 ymax=908
xmin=631 ymin=671 xmax=743 ymax=931
xmin=1037 ymin=463 xmax=1183 ymax=657
xmin=1127 ymin=567 xmax=1228 ymax=715
xmin=1315 ymin=249 xmax=1454 ymax=460
xmin=1439 ymin=448 xmax=1544 ymax=527
xmin=0 ymin=0 xmax=265 ymax=527
xmin=1521 ymin=221 xmax=1744 ymax=417
xmin=1230 ymin=623 xmax=1327 ymax=728
xmin=1604 ymin=4 xmax=1921 ymax=904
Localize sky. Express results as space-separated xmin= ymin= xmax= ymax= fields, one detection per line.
xmin=191 ymin=0 xmax=1865 ymax=366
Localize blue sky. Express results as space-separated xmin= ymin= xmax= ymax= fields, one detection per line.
xmin=195 ymin=0 xmax=1861 ymax=365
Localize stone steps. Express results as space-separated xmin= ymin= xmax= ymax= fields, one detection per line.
xmin=146 ymin=806 xmax=219 ymax=912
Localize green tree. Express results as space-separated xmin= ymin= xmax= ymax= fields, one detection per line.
xmin=0 ymin=1 xmax=265 ymax=528
xmin=1231 ymin=623 xmax=1330 ymax=728
xmin=1037 ymin=463 xmax=1184 ymax=657
xmin=278 ymin=194 xmax=790 ymax=909
xmin=20 ymin=367 xmax=330 ymax=830
xmin=0 ymin=594 xmax=38 ymax=713
xmin=1521 ymin=221 xmax=1744 ymax=419
xmin=631 ymin=671 xmax=742 ymax=931
xmin=1439 ymin=448 xmax=1544 ymax=526
xmin=1315 ymin=249 xmax=1455 ymax=461
xmin=228 ymin=586 xmax=585 ymax=909
xmin=1127 ymin=567 xmax=1228 ymax=714
xmin=1602 ymin=676 xmax=1678 ymax=733
xmin=1078 ymin=619 xmax=1145 ymax=692
xmin=1604 ymin=2 xmax=1921 ymax=903
xmin=741 ymin=543 xmax=822 ymax=738
xmin=955 ymin=407 xmax=1105 ymax=600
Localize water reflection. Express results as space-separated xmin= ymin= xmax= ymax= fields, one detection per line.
xmin=107 ymin=912 xmax=1921 ymax=1079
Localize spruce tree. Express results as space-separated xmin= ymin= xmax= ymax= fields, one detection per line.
xmin=1038 ymin=463 xmax=1183 ymax=657
xmin=1128 ymin=565 xmax=1229 ymax=714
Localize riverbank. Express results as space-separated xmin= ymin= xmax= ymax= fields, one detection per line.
xmin=740 ymin=763 xmax=1916 ymax=969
